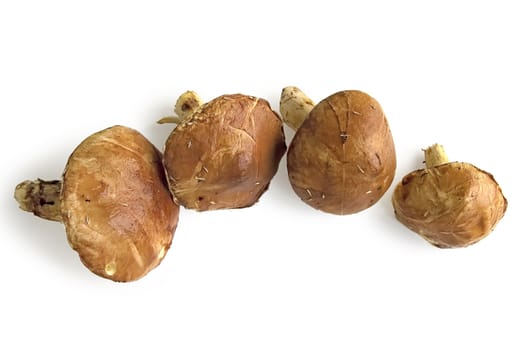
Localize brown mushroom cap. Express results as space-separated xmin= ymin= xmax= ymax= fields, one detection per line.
xmin=287 ymin=90 xmax=396 ymax=215
xmin=163 ymin=94 xmax=286 ymax=211
xmin=61 ymin=125 xmax=179 ymax=281
xmin=392 ymin=161 xmax=507 ymax=248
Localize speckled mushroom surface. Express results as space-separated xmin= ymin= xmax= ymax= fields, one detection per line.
xmin=163 ymin=94 xmax=286 ymax=211
xmin=61 ymin=126 xmax=179 ymax=281
xmin=15 ymin=125 xmax=180 ymax=282
xmin=286 ymin=89 xmax=396 ymax=215
xmin=392 ymin=144 xmax=507 ymax=248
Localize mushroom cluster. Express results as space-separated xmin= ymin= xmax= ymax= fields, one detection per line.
xmin=14 ymin=89 xmax=509 ymax=282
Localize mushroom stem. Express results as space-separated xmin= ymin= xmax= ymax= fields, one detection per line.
xmin=14 ymin=179 xmax=63 ymax=222
xmin=157 ymin=116 xmax=182 ymax=124
xmin=157 ymin=91 xmax=203 ymax=124
xmin=424 ymin=144 xmax=449 ymax=168
xmin=279 ymin=86 xmax=315 ymax=131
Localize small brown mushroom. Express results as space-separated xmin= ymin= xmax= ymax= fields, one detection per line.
xmin=280 ymin=87 xmax=396 ymax=215
xmin=159 ymin=91 xmax=287 ymax=211
xmin=14 ymin=126 xmax=180 ymax=282
xmin=392 ymin=144 xmax=507 ymax=248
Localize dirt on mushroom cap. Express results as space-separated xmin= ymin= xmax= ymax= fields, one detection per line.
xmin=287 ymin=90 xmax=396 ymax=215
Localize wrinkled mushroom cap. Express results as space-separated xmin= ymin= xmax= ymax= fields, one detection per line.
xmin=392 ymin=162 xmax=507 ymax=248
xmin=61 ymin=126 xmax=180 ymax=282
xmin=163 ymin=94 xmax=286 ymax=211
xmin=287 ymin=90 xmax=396 ymax=215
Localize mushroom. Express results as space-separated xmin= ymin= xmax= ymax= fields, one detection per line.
xmin=14 ymin=126 xmax=180 ymax=282
xmin=159 ymin=91 xmax=286 ymax=211
xmin=391 ymin=144 xmax=507 ymax=248
xmin=280 ymin=87 xmax=396 ymax=215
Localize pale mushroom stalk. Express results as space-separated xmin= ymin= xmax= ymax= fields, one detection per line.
xmin=424 ymin=144 xmax=449 ymax=168
xmin=15 ymin=179 xmax=62 ymax=222
xmin=279 ymin=86 xmax=315 ymax=131
xmin=157 ymin=90 xmax=203 ymax=124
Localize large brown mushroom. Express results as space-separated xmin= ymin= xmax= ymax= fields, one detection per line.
xmin=392 ymin=144 xmax=507 ymax=248
xmin=14 ymin=125 xmax=180 ymax=282
xmin=159 ymin=91 xmax=286 ymax=211
xmin=280 ymin=87 xmax=396 ymax=215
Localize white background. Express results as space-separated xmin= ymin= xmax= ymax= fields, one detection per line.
xmin=1 ymin=1 xmax=524 ymax=349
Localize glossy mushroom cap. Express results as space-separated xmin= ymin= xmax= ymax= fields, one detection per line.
xmin=392 ymin=161 xmax=507 ymax=248
xmin=163 ymin=94 xmax=286 ymax=211
xmin=62 ymin=126 xmax=180 ymax=281
xmin=287 ymin=90 xmax=396 ymax=215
